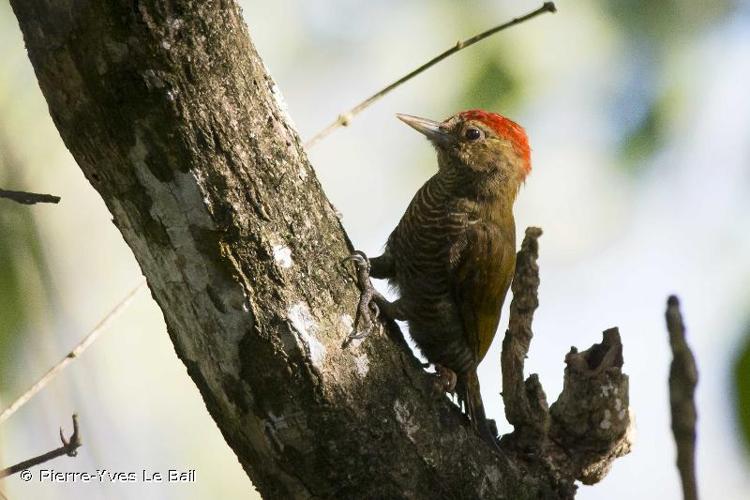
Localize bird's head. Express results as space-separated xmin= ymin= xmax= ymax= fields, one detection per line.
xmin=397 ymin=109 xmax=531 ymax=187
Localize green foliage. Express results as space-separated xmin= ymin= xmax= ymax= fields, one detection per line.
xmin=735 ymin=328 xmax=750 ymax=454
xmin=457 ymin=55 xmax=520 ymax=113
xmin=0 ymin=142 xmax=49 ymax=393
xmin=604 ymin=0 xmax=732 ymax=40
xmin=619 ymin=96 xmax=666 ymax=170
xmin=604 ymin=0 xmax=731 ymax=175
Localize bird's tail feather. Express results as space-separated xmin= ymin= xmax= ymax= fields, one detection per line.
xmin=456 ymin=370 xmax=498 ymax=448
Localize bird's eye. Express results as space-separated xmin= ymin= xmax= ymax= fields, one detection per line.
xmin=464 ymin=127 xmax=482 ymax=141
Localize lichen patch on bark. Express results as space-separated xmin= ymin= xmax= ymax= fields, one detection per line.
xmin=287 ymin=302 xmax=326 ymax=368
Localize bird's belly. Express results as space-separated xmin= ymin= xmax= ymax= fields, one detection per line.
xmin=390 ymin=264 xmax=475 ymax=374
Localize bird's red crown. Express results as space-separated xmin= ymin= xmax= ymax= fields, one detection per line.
xmin=459 ymin=109 xmax=531 ymax=175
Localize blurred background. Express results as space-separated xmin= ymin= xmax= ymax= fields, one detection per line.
xmin=2 ymin=0 xmax=750 ymax=498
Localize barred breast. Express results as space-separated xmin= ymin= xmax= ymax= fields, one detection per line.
xmin=385 ymin=168 xmax=478 ymax=374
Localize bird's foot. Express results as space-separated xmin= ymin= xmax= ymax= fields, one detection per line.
xmin=342 ymin=251 xmax=380 ymax=341
xmin=433 ymin=364 xmax=458 ymax=395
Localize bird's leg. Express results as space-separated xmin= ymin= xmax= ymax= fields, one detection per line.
xmin=345 ymin=251 xmax=378 ymax=340
xmin=342 ymin=251 xmax=405 ymax=340
xmin=434 ymin=364 xmax=458 ymax=395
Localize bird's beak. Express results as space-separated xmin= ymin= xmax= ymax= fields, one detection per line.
xmin=396 ymin=113 xmax=452 ymax=145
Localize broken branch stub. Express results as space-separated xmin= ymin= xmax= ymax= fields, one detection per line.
xmin=550 ymin=328 xmax=632 ymax=484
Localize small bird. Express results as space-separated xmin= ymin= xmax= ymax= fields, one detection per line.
xmin=347 ymin=109 xmax=531 ymax=446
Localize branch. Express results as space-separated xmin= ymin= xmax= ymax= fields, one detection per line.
xmin=0 ymin=188 xmax=60 ymax=205
xmin=0 ymin=130 xmax=61 ymax=205
xmin=550 ymin=328 xmax=632 ymax=484
xmin=304 ymin=2 xmax=557 ymax=148
xmin=0 ymin=281 xmax=145 ymax=424
xmin=666 ymin=296 xmax=699 ymax=500
xmin=499 ymin=228 xmax=633 ymax=489
xmin=0 ymin=415 xmax=81 ymax=479
xmin=501 ymin=227 xmax=550 ymax=448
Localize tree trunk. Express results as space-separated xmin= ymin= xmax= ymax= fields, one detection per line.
xmin=9 ymin=2 xmax=630 ymax=498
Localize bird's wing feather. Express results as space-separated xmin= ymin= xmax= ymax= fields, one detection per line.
xmin=451 ymin=222 xmax=516 ymax=363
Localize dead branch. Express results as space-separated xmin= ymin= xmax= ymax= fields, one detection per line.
xmin=0 ymin=415 xmax=81 ymax=479
xmin=501 ymin=227 xmax=550 ymax=448
xmin=666 ymin=295 xmax=699 ymax=500
xmin=499 ymin=228 xmax=633 ymax=495
xmin=0 ymin=189 xmax=60 ymax=205
xmin=550 ymin=328 xmax=632 ymax=484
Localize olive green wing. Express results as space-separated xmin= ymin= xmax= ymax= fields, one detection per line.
xmin=451 ymin=224 xmax=516 ymax=364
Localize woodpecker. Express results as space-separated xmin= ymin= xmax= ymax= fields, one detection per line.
xmin=347 ymin=109 xmax=531 ymax=447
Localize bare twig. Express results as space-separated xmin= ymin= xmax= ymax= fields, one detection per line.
xmin=666 ymin=295 xmax=699 ymax=500
xmin=0 ymin=188 xmax=60 ymax=205
xmin=303 ymin=2 xmax=557 ymax=149
xmin=0 ymin=281 xmax=146 ymax=425
xmin=501 ymin=226 xmax=549 ymax=447
xmin=0 ymin=129 xmax=60 ymax=205
xmin=0 ymin=414 xmax=81 ymax=479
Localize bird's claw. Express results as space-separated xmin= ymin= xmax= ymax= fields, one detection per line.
xmin=341 ymin=250 xmax=370 ymax=271
xmin=347 ymin=328 xmax=373 ymax=341
xmin=370 ymin=302 xmax=380 ymax=320
xmin=343 ymin=250 xmax=379 ymax=343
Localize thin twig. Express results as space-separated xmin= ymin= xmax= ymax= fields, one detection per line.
xmin=666 ymin=295 xmax=699 ymax=500
xmin=0 ymin=281 xmax=146 ymax=425
xmin=0 ymin=414 xmax=82 ymax=479
xmin=0 ymin=130 xmax=60 ymax=205
xmin=0 ymin=189 xmax=60 ymax=205
xmin=303 ymin=2 xmax=557 ymax=149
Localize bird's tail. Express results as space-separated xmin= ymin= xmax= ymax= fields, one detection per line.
xmin=456 ymin=370 xmax=498 ymax=448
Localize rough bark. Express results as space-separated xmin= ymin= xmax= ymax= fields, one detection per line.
xmin=10 ymin=2 xmax=630 ymax=498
